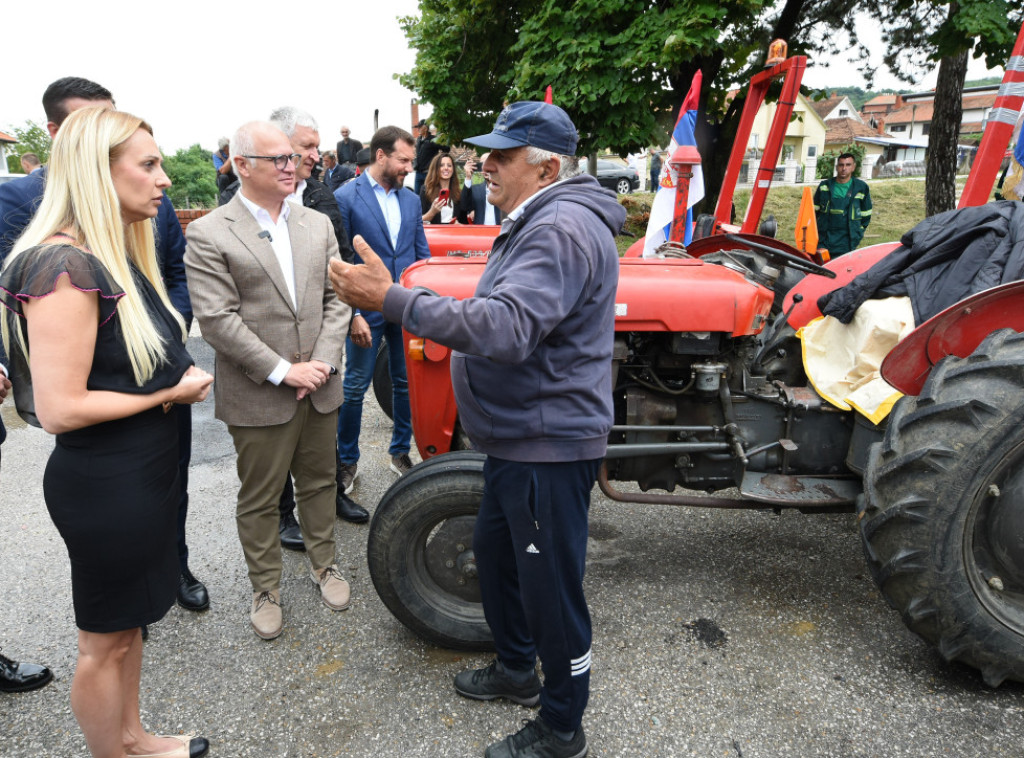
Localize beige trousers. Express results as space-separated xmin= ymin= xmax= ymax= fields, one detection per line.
xmin=228 ymin=399 xmax=338 ymax=592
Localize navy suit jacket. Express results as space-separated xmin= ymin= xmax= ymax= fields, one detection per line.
xmin=334 ymin=173 xmax=430 ymax=327
xmin=0 ymin=169 xmax=47 ymax=260
xmin=154 ymin=194 xmax=192 ymax=323
xmin=456 ymin=182 xmax=502 ymax=225
xmin=324 ymin=164 xmax=354 ymax=193
xmin=0 ymin=169 xmax=46 ymax=446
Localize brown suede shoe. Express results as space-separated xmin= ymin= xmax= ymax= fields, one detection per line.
xmin=311 ymin=565 xmax=351 ymax=611
xmin=250 ymin=589 xmax=282 ymax=640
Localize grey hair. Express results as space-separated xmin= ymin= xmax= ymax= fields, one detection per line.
xmin=268 ymin=106 xmax=319 ymax=138
xmin=525 ymin=147 xmax=580 ymax=180
xmin=217 ymin=136 xmax=230 ymax=149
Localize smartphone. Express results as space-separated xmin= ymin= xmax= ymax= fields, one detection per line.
xmin=439 ymin=188 xmax=450 ymax=203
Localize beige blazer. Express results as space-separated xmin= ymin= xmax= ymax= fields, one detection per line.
xmin=185 ymin=193 xmax=351 ymax=427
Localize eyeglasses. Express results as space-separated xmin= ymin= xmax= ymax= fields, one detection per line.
xmin=243 ymin=153 xmax=301 ymax=171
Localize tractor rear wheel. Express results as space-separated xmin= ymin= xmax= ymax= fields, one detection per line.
xmin=367 ymin=451 xmax=493 ymax=650
xmin=862 ymin=329 xmax=1024 ymax=686
xmin=372 ymin=340 xmax=393 ymax=420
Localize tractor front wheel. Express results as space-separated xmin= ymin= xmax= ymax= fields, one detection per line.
xmin=862 ymin=329 xmax=1024 ymax=686
xmin=367 ymin=451 xmax=493 ymax=650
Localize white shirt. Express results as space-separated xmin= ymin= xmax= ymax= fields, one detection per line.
xmin=367 ymin=171 xmax=402 ymax=248
xmin=237 ymin=192 xmax=296 ymax=385
xmin=285 ymin=179 xmax=307 ymax=208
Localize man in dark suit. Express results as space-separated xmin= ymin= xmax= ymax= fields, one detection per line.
xmin=456 ymin=152 xmax=502 ymax=225
xmin=333 ymin=126 xmax=429 ymax=493
xmin=0 ymin=77 xmax=114 ymax=258
xmin=322 ymin=151 xmax=354 ymax=193
xmin=0 ymin=76 xmax=210 ymax=614
xmin=0 ymin=351 xmax=53 ymax=693
xmin=186 ymin=121 xmax=353 ymax=640
xmin=336 ymin=126 xmax=363 ymax=169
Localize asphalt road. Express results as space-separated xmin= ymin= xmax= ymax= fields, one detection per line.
xmin=2 ymin=332 xmax=1023 ymax=757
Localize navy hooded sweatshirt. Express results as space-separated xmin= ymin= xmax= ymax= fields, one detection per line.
xmin=382 ymin=173 xmax=626 ymax=463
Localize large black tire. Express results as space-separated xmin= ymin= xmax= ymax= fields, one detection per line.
xmin=372 ymin=340 xmax=393 ymax=420
xmin=862 ymin=329 xmax=1024 ymax=686
xmin=367 ymin=451 xmax=493 ymax=650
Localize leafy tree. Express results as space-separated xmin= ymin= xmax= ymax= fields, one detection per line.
xmin=876 ymin=0 xmax=1023 ymax=216
xmin=400 ymin=0 xmax=890 ymax=214
xmin=3 ymin=120 xmax=51 ymax=173
xmin=162 ymin=144 xmax=218 ymax=209
xmin=398 ymin=0 xmax=545 ymax=144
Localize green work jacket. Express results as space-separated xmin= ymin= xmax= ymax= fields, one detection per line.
xmin=813 ymin=176 xmax=872 ymax=255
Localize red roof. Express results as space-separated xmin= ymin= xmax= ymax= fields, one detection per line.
xmin=885 ymin=102 xmax=934 ymax=124
xmin=0 ymin=130 xmax=17 ymax=144
xmin=961 ymin=93 xmax=997 ymax=110
xmin=824 ymin=117 xmax=891 ymax=144
xmin=810 ymin=95 xmax=845 ymax=120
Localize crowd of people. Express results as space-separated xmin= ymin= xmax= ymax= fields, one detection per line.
xmin=0 ymin=75 xmax=621 ymax=758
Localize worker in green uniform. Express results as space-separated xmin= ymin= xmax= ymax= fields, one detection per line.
xmin=814 ymin=152 xmax=872 ymax=256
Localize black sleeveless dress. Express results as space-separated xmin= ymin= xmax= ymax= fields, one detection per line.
xmin=0 ymin=244 xmax=193 ymax=632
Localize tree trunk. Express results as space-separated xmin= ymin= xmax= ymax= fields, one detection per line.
xmin=925 ymin=37 xmax=968 ymax=216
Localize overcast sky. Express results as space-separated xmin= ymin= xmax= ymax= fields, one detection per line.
xmin=0 ymin=0 xmax=425 ymax=154
xmin=0 ymin=1 xmax=1003 ymax=156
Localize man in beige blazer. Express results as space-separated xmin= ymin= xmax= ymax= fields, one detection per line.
xmin=185 ymin=121 xmax=352 ymax=640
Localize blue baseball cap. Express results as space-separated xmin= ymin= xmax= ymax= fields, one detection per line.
xmin=466 ymin=101 xmax=578 ymax=155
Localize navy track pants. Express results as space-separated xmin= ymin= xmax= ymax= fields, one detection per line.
xmin=475 ymin=455 xmax=602 ymax=733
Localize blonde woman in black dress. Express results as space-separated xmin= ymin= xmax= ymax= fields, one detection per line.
xmin=0 ymin=107 xmax=213 ymax=758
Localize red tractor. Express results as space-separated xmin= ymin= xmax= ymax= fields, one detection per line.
xmin=367 ymin=37 xmax=1024 ymax=687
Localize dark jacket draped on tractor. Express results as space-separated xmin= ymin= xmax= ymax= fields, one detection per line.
xmin=818 ymin=201 xmax=1024 ymax=325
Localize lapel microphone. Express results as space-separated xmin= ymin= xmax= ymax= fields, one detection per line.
xmin=258 ymin=230 xmax=273 ymax=242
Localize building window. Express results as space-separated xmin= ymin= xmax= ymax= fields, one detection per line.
xmin=839 ymin=108 xmax=849 ymax=117
xmin=922 ymin=123 xmax=930 ymax=135
xmin=891 ymin=124 xmax=907 ymax=132
xmin=807 ymin=145 xmax=817 ymax=157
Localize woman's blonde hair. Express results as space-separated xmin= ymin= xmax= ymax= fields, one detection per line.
xmin=4 ymin=106 xmax=185 ymax=386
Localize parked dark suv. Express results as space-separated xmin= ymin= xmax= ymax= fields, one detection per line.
xmin=580 ymin=158 xmax=640 ymax=194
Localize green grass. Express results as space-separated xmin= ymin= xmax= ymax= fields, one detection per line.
xmin=733 ymin=180 xmax=929 ymax=249
xmin=617 ymin=177 xmax=982 ymax=255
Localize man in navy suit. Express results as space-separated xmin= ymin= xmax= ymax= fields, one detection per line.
xmin=322 ymin=151 xmax=354 ymax=193
xmin=456 ymin=152 xmax=502 ymax=225
xmin=0 ymin=77 xmax=114 ymax=258
xmin=0 ymin=348 xmax=54 ymax=693
xmin=333 ymin=126 xmax=429 ymax=490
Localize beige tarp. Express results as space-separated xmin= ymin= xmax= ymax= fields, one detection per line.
xmin=797 ymin=296 xmax=915 ymax=424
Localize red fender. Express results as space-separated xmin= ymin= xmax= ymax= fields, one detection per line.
xmin=783 ymin=242 xmax=901 ymax=329
xmin=881 ymin=281 xmax=1024 ymax=396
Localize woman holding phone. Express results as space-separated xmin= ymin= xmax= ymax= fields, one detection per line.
xmin=420 ymin=152 xmax=461 ymax=224
xmin=0 ymin=107 xmax=213 ymax=758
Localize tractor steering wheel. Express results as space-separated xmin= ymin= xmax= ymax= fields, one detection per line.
xmin=723 ymin=234 xmax=836 ymax=279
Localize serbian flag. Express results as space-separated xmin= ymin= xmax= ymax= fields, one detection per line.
xmin=643 ymin=71 xmax=704 ymax=257
xmin=1010 ymin=114 xmax=1024 ymax=201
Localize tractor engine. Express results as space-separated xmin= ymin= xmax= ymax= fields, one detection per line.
xmin=605 ymin=326 xmax=855 ymax=494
